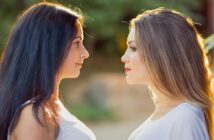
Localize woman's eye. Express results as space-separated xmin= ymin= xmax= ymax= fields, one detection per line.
xmin=75 ymin=41 xmax=81 ymax=47
xmin=129 ymin=46 xmax=137 ymax=51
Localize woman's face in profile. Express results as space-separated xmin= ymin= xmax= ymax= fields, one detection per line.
xmin=59 ymin=21 xmax=89 ymax=79
xmin=121 ymin=27 xmax=149 ymax=85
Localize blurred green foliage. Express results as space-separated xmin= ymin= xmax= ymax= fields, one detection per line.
xmin=68 ymin=103 xmax=117 ymax=122
xmin=0 ymin=0 xmax=204 ymax=55
xmin=205 ymin=34 xmax=214 ymax=54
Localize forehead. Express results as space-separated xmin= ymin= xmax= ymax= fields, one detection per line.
xmin=127 ymin=28 xmax=135 ymax=43
xmin=76 ymin=21 xmax=83 ymax=37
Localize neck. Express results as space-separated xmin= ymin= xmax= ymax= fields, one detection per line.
xmin=149 ymin=86 xmax=188 ymax=111
xmin=53 ymin=78 xmax=60 ymax=100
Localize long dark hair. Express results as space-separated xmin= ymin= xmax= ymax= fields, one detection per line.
xmin=0 ymin=2 xmax=83 ymax=139
xmin=131 ymin=8 xmax=214 ymax=139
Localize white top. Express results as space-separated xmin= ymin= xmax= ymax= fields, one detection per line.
xmin=56 ymin=100 xmax=96 ymax=140
xmin=7 ymin=99 xmax=96 ymax=140
xmin=128 ymin=103 xmax=209 ymax=140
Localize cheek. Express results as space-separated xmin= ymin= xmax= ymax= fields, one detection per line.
xmin=61 ymin=51 xmax=78 ymax=74
xmin=132 ymin=54 xmax=144 ymax=71
xmin=131 ymin=55 xmax=149 ymax=83
xmin=64 ymin=54 xmax=75 ymax=68
xmin=134 ymin=63 xmax=146 ymax=77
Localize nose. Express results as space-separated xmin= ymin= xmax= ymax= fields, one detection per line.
xmin=121 ymin=50 xmax=128 ymax=63
xmin=82 ymin=46 xmax=89 ymax=59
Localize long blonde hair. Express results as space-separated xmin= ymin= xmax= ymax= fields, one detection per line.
xmin=131 ymin=8 xmax=214 ymax=139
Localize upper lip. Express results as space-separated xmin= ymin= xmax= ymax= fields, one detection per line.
xmin=124 ymin=67 xmax=131 ymax=70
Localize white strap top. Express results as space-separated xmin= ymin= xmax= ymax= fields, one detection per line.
xmin=7 ymin=99 xmax=96 ymax=140
xmin=128 ymin=103 xmax=209 ymax=140
xmin=56 ymin=100 xmax=96 ymax=140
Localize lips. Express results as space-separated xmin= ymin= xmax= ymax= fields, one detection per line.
xmin=124 ymin=67 xmax=131 ymax=73
xmin=75 ymin=63 xmax=83 ymax=67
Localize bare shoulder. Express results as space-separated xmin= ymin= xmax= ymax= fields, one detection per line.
xmin=11 ymin=104 xmax=55 ymax=140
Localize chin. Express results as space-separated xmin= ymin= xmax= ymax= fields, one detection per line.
xmin=126 ymin=77 xmax=146 ymax=85
xmin=62 ymin=72 xmax=80 ymax=79
xmin=126 ymin=77 xmax=135 ymax=85
xmin=71 ymin=73 xmax=80 ymax=78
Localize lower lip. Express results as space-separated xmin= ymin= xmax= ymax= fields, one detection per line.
xmin=125 ymin=69 xmax=131 ymax=73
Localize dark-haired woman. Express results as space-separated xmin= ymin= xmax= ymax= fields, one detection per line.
xmin=0 ymin=2 xmax=96 ymax=140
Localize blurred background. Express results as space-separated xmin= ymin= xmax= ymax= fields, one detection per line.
xmin=0 ymin=0 xmax=213 ymax=139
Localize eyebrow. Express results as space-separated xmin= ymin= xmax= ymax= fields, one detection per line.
xmin=74 ymin=36 xmax=83 ymax=40
xmin=127 ymin=40 xmax=135 ymax=45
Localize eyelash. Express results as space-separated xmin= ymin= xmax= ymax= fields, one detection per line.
xmin=75 ymin=41 xmax=81 ymax=47
xmin=129 ymin=46 xmax=137 ymax=51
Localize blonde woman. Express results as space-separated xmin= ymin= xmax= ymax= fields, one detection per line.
xmin=121 ymin=8 xmax=214 ymax=140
